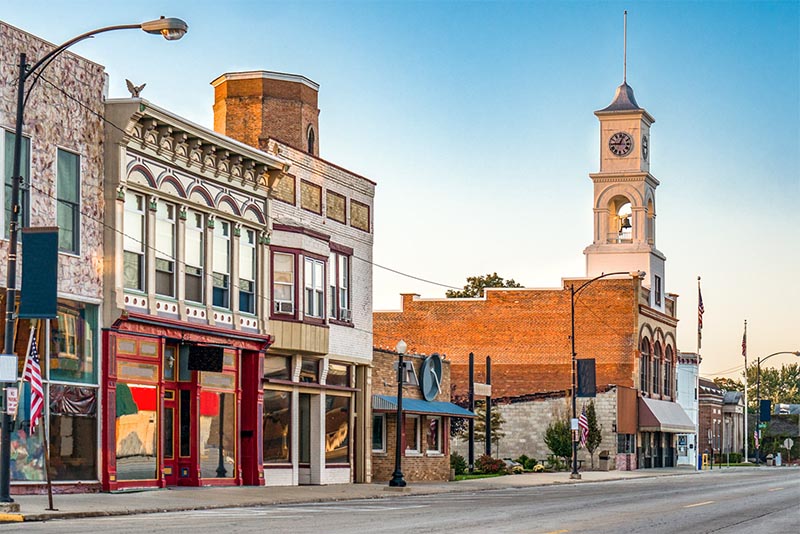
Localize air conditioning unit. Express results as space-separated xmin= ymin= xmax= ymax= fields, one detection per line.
xmin=339 ymin=308 xmax=352 ymax=322
xmin=274 ymin=301 xmax=294 ymax=314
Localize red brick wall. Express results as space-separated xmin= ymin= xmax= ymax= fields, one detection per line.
xmin=374 ymin=278 xmax=639 ymax=399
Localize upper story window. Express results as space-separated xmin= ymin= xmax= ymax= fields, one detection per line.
xmin=184 ymin=209 xmax=204 ymax=303
xmin=328 ymin=252 xmax=351 ymax=323
xmin=212 ymin=219 xmax=231 ymax=309
xmin=123 ymin=191 xmax=145 ymax=291
xmin=307 ymin=126 xmax=315 ymax=155
xmin=654 ymin=275 xmax=662 ymax=306
xmin=3 ymin=130 xmax=30 ymax=237
xmin=664 ymin=346 xmax=674 ymax=397
xmin=239 ymin=228 xmax=256 ymax=314
xmin=304 ymin=256 xmax=325 ymax=319
xmin=652 ymin=342 xmax=662 ymax=395
xmin=155 ymin=200 xmax=176 ymax=298
xmin=272 ymin=252 xmax=295 ymax=315
xmin=56 ymin=148 xmax=80 ymax=254
xmin=640 ymin=337 xmax=650 ymax=394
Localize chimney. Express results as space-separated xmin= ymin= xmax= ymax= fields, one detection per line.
xmin=211 ymin=71 xmax=320 ymax=157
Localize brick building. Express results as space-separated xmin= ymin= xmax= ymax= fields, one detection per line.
xmin=370 ymin=348 xmax=474 ymax=482
xmin=698 ymin=378 xmax=724 ymax=458
xmin=375 ymin=76 xmax=694 ymax=470
xmin=212 ymin=71 xmax=376 ymax=485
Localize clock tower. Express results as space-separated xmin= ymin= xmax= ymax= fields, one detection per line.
xmin=583 ymin=79 xmax=667 ymax=312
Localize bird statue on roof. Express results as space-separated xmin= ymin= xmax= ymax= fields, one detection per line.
xmin=126 ymin=79 xmax=146 ymax=98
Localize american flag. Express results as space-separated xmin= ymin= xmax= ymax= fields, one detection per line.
xmin=578 ymin=407 xmax=589 ymax=447
xmin=754 ymin=429 xmax=759 ymax=450
xmin=741 ymin=327 xmax=747 ymax=358
xmin=23 ymin=331 xmax=44 ymax=433
xmin=697 ymin=286 xmax=704 ymax=330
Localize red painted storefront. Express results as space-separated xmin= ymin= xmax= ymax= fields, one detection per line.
xmin=102 ymin=313 xmax=273 ymax=490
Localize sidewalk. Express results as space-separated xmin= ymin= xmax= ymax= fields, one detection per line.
xmin=0 ymin=467 xmax=710 ymax=523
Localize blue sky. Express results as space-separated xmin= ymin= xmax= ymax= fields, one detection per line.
xmin=3 ymin=1 xmax=798 ymax=378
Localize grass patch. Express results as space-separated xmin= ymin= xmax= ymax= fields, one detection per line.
xmin=454 ymin=472 xmax=506 ymax=481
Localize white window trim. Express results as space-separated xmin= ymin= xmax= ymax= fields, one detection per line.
xmin=304 ymin=256 xmax=325 ymax=319
xmin=405 ymin=414 xmax=421 ymax=454
xmin=154 ymin=199 xmax=176 ymax=298
xmin=426 ymin=416 xmax=443 ymax=454
xmin=123 ymin=190 xmax=146 ymax=292
xmin=55 ymin=146 xmax=82 ymax=256
xmin=184 ymin=208 xmax=205 ymax=304
xmin=238 ymin=227 xmax=256 ymax=315
xmin=273 ymin=251 xmax=295 ymax=314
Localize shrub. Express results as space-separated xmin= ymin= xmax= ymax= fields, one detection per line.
xmin=546 ymin=454 xmax=567 ymax=471
xmin=476 ymin=454 xmax=506 ymax=474
xmin=533 ymin=463 xmax=545 ymax=473
xmin=450 ymin=452 xmax=467 ymax=475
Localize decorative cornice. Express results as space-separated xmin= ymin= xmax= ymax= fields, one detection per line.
xmin=639 ymin=304 xmax=679 ymax=327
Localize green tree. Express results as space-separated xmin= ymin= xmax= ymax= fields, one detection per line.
xmin=712 ymin=377 xmax=743 ymax=392
xmin=584 ymin=401 xmax=602 ymax=468
xmin=445 ymin=272 xmax=523 ymax=298
xmin=713 ymin=363 xmax=799 ymax=412
xmin=461 ymin=401 xmax=505 ymax=452
xmin=544 ymin=412 xmax=572 ymax=466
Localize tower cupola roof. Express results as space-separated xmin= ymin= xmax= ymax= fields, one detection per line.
xmin=598 ymin=81 xmax=641 ymax=112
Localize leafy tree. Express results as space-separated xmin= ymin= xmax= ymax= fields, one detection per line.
xmin=461 ymin=401 xmax=505 ymax=452
xmin=712 ymin=377 xmax=743 ymax=392
xmin=544 ymin=412 xmax=572 ymax=466
xmin=445 ymin=272 xmax=523 ymax=298
xmin=713 ymin=363 xmax=799 ymax=412
xmin=584 ymin=401 xmax=602 ymax=468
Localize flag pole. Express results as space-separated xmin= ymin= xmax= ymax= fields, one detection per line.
xmin=742 ymin=320 xmax=748 ymax=463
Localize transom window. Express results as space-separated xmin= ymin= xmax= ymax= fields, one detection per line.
xmin=123 ymin=191 xmax=145 ymax=291
xmin=212 ymin=219 xmax=231 ymax=308
xmin=56 ymin=149 xmax=80 ymax=253
xmin=304 ymin=256 xmax=325 ymax=319
xmin=239 ymin=228 xmax=256 ymax=314
xmin=155 ymin=200 xmax=176 ymax=297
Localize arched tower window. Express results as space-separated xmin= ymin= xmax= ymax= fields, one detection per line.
xmin=640 ymin=337 xmax=651 ymax=394
xmin=652 ymin=342 xmax=662 ymax=395
xmin=664 ymin=345 xmax=673 ymax=397
xmin=608 ymin=195 xmax=632 ymax=243
xmin=307 ymin=126 xmax=315 ymax=155
xmin=646 ymin=198 xmax=655 ymax=245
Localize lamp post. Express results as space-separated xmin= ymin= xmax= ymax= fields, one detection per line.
xmin=569 ymin=270 xmax=645 ymax=480
xmin=755 ymin=350 xmax=800 ymax=464
xmin=389 ymin=340 xmax=407 ymax=487
xmin=0 ymin=16 xmax=188 ymax=504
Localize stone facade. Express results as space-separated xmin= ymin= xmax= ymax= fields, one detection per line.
xmin=371 ymin=349 xmax=453 ymax=482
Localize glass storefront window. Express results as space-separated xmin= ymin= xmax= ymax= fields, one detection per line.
xmin=325 ymin=395 xmax=350 ymax=465
xmin=299 ymin=357 xmax=319 ymax=383
xmin=115 ymin=383 xmax=157 ymax=481
xmin=50 ymin=385 xmax=97 ymax=480
xmin=326 ymin=362 xmax=349 ymax=387
xmin=10 ymin=383 xmax=46 ymax=481
xmin=371 ymin=414 xmax=385 ymax=453
xmin=263 ymin=390 xmax=291 ymax=463
xmin=49 ymin=301 xmax=97 ymax=383
xmin=199 ymin=391 xmax=235 ymax=478
xmin=426 ymin=417 xmax=441 ymax=453
xmin=264 ymin=356 xmax=292 ymax=380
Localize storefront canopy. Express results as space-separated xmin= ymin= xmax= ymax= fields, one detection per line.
xmin=639 ymin=397 xmax=695 ymax=433
xmin=373 ymin=395 xmax=476 ymax=418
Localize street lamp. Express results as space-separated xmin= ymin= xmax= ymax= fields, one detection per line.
xmin=755 ymin=350 xmax=800 ymax=464
xmin=0 ymin=16 xmax=188 ymax=504
xmin=569 ymin=270 xmax=645 ymax=479
xmin=389 ymin=340 xmax=407 ymax=487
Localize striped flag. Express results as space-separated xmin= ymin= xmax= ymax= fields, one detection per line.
xmin=697 ymin=284 xmax=704 ymax=349
xmin=741 ymin=325 xmax=747 ymax=358
xmin=754 ymin=429 xmax=759 ymax=450
xmin=578 ymin=406 xmax=589 ymax=447
xmin=23 ymin=331 xmax=44 ymax=433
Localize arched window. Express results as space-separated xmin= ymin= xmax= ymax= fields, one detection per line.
xmin=640 ymin=337 xmax=650 ymax=393
xmin=664 ymin=346 xmax=673 ymax=397
xmin=652 ymin=342 xmax=662 ymax=395
xmin=307 ymin=126 xmax=315 ymax=155
xmin=646 ymin=198 xmax=655 ymax=245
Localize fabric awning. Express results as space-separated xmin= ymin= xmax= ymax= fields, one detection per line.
xmin=639 ymin=397 xmax=695 ymax=433
xmin=372 ymin=395 xmax=476 ymax=418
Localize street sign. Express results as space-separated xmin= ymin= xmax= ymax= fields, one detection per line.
xmin=784 ymin=438 xmax=794 ymax=450
xmin=758 ymin=422 xmax=767 ymax=429
xmin=0 ymin=354 xmax=17 ymax=382
xmin=5 ymin=386 xmax=18 ymax=416
xmin=473 ymin=382 xmax=492 ymax=397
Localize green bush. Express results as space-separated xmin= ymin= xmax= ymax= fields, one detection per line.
xmin=515 ymin=454 xmax=538 ymax=470
xmin=450 ymin=452 xmax=467 ymax=475
xmin=533 ymin=463 xmax=545 ymax=472
xmin=476 ymin=454 xmax=506 ymax=474
xmin=546 ymin=454 xmax=567 ymax=471
xmin=714 ymin=452 xmax=742 ymax=464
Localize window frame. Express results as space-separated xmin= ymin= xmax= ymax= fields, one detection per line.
xmin=328 ymin=250 xmax=352 ymax=324
xmin=238 ymin=227 xmax=256 ymax=315
xmin=2 ymin=129 xmax=31 ymax=237
xmin=654 ymin=275 xmax=662 ymax=306
xmin=123 ymin=190 xmax=146 ymax=292
xmin=154 ymin=199 xmax=176 ymax=298
xmin=271 ymin=249 xmax=297 ymax=319
xmin=212 ymin=219 xmax=231 ymax=309
xmin=303 ymin=255 xmax=325 ymax=321
xmin=426 ymin=416 xmax=442 ymax=454
xmin=371 ymin=413 xmax=386 ymax=453
xmin=404 ymin=414 xmax=421 ymax=454
xmin=184 ymin=209 xmax=205 ymax=304
xmin=56 ymin=147 xmax=81 ymax=254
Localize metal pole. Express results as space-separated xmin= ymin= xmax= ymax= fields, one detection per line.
xmin=0 ymin=52 xmax=27 ymax=503
xmin=389 ymin=350 xmax=405 ymax=487
xmin=570 ymin=283 xmax=580 ymax=479
xmin=756 ymin=357 xmax=761 ymax=465
xmin=485 ymin=356 xmax=491 ymax=457
xmin=468 ymin=352 xmax=474 ymax=472
xmin=743 ymin=320 xmax=748 ymax=462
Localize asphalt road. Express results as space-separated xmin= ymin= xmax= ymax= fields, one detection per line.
xmin=7 ymin=469 xmax=799 ymax=533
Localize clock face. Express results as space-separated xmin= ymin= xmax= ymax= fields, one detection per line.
xmin=642 ymin=135 xmax=649 ymax=160
xmin=609 ymin=132 xmax=633 ymax=157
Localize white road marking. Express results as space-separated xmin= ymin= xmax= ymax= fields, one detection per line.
xmin=684 ymin=500 xmax=714 ymax=508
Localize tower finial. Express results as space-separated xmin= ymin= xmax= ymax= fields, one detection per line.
xmin=623 ymin=10 xmax=628 ymax=83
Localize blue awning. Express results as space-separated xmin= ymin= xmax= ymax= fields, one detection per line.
xmin=373 ymin=395 xmax=476 ymax=418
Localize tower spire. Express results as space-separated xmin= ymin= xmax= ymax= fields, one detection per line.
xmin=623 ymin=10 xmax=628 ymax=83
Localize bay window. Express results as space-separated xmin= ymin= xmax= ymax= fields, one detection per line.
xmin=328 ymin=252 xmax=351 ymax=322
xmin=304 ymin=257 xmax=324 ymax=319
xmin=272 ymin=252 xmax=295 ymax=315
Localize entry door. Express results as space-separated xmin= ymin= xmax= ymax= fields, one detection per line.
xmin=163 ymin=388 xmax=178 ymax=486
